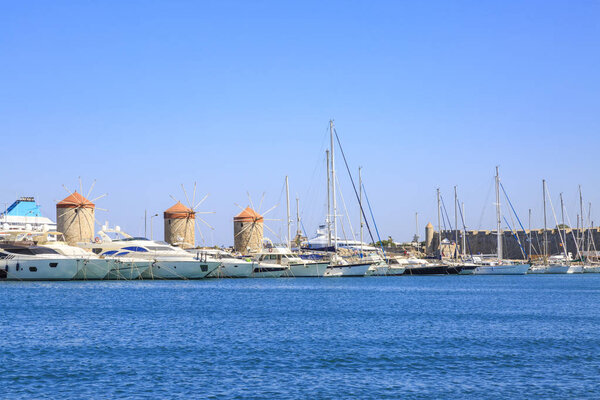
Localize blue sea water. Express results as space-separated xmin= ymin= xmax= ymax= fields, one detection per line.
xmin=1 ymin=276 xmax=600 ymax=399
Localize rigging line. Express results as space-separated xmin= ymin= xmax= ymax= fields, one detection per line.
xmin=362 ymin=183 xmax=387 ymax=261
xmin=336 ymin=174 xmax=356 ymax=241
xmin=439 ymin=193 xmax=457 ymax=258
xmin=499 ymin=182 xmax=528 ymax=233
xmin=504 ymin=216 xmax=527 ymax=259
xmin=456 ymin=195 xmax=473 ymax=257
xmin=563 ymin=202 xmax=583 ymax=260
xmin=545 ymin=185 xmax=568 ymax=258
xmin=333 ymin=128 xmax=375 ymax=245
xmin=439 ymin=193 xmax=453 ymax=233
xmin=478 ymin=177 xmax=494 ymax=230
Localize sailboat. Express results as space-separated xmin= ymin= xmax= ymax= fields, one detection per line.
xmin=323 ymin=120 xmax=372 ymax=277
xmin=472 ymin=167 xmax=529 ymax=275
xmin=529 ymin=181 xmax=570 ymax=274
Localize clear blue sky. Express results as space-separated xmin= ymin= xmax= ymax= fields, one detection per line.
xmin=1 ymin=1 xmax=599 ymax=246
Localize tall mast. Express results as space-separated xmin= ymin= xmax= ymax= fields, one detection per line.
xmin=461 ymin=202 xmax=466 ymax=258
xmin=560 ymin=192 xmax=568 ymax=259
xmin=495 ymin=166 xmax=502 ymax=262
xmin=359 ymin=166 xmax=363 ymax=256
xmin=330 ymin=120 xmax=338 ymax=251
xmin=296 ymin=197 xmax=301 ymax=237
xmin=454 ymin=185 xmax=458 ymax=260
xmin=326 ymin=150 xmax=331 ymax=248
xmin=579 ymin=185 xmax=584 ymax=251
xmin=415 ymin=212 xmax=419 ymax=243
xmin=285 ymin=176 xmax=291 ymax=249
xmin=437 ymin=188 xmax=441 ymax=259
xmin=528 ymin=209 xmax=532 ymax=260
xmin=543 ymin=179 xmax=548 ymax=264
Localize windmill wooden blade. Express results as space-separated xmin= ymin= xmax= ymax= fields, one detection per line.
xmin=86 ymin=179 xmax=97 ymax=199
xmin=258 ymin=192 xmax=266 ymax=214
xmin=263 ymin=224 xmax=280 ymax=240
xmin=234 ymin=203 xmax=247 ymax=212
xmin=262 ymin=204 xmax=279 ymax=217
xmin=192 ymin=182 xmax=197 ymax=207
xmin=95 ymin=207 xmax=109 ymax=212
xmin=170 ymin=195 xmax=179 ymax=203
xmin=197 ymin=216 xmax=214 ymax=230
xmin=90 ymin=193 xmax=107 ymax=203
xmin=194 ymin=194 xmax=209 ymax=210
xmin=247 ymin=192 xmax=255 ymax=211
xmin=62 ymin=184 xmax=75 ymax=197
xmin=79 ymin=176 xmax=83 ymax=194
xmin=234 ymin=223 xmax=253 ymax=238
xmin=182 ymin=184 xmax=192 ymax=209
xmin=195 ymin=223 xmax=205 ymax=244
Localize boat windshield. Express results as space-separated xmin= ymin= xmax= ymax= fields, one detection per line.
xmin=0 ymin=246 xmax=60 ymax=255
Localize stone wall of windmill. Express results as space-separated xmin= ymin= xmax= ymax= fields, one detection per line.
xmin=164 ymin=201 xmax=195 ymax=248
xmin=56 ymin=192 xmax=95 ymax=244
xmin=233 ymin=207 xmax=263 ymax=253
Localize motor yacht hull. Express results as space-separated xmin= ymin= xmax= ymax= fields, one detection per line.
xmin=142 ymin=259 xmax=220 ymax=279
xmin=283 ymin=262 xmax=328 ymax=277
xmin=386 ymin=266 xmax=406 ymax=276
xmin=73 ymin=258 xmax=113 ymax=280
xmin=209 ymin=260 xmax=254 ymax=278
xmin=368 ymin=263 xmax=390 ymax=276
xmin=107 ymin=259 xmax=150 ymax=280
xmin=324 ymin=263 xmax=371 ymax=277
xmin=0 ymin=258 xmax=79 ymax=280
xmin=252 ymin=265 xmax=288 ymax=278
xmin=473 ymin=264 xmax=529 ymax=275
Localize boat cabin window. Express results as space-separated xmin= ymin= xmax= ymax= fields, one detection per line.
xmin=145 ymin=246 xmax=175 ymax=252
xmin=122 ymin=246 xmax=149 ymax=252
xmin=1 ymin=246 xmax=59 ymax=255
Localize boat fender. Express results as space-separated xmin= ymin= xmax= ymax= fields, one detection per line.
xmin=269 ymin=248 xmax=273 ymax=253
xmin=94 ymin=237 xmax=101 ymax=243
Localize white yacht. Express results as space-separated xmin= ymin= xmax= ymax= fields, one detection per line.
xmin=18 ymin=231 xmax=113 ymax=280
xmin=254 ymin=247 xmax=327 ymax=277
xmin=0 ymin=242 xmax=79 ymax=280
xmin=187 ymin=248 xmax=255 ymax=278
xmin=77 ymin=226 xmax=220 ymax=279
xmin=323 ymin=253 xmax=372 ymax=277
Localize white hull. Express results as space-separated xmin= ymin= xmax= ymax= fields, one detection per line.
xmin=529 ymin=264 xmax=569 ymax=274
xmin=473 ymin=264 xmax=529 ymax=275
xmin=73 ymin=258 xmax=113 ymax=280
xmin=209 ymin=260 xmax=254 ymax=278
xmin=142 ymin=259 xmax=220 ymax=279
xmin=386 ymin=266 xmax=406 ymax=276
xmin=283 ymin=262 xmax=328 ymax=277
xmin=583 ymin=265 xmax=600 ymax=273
xmin=325 ymin=263 xmax=371 ymax=277
xmin=368 ymin=264 xmax=390 ymax=276
xmin=107 ymin=259 xmax=150 ymax=280
xmin=567 ymin=265 xmax=584 ymax=274
xmin=252 ymin=264 xmax=288 ymax=278
xmin=0 ymin=258 xmax=79 ymax=280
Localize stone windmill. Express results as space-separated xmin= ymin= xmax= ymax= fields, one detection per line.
xmin=56 ymin=179 xmax=107 ymax=244
xmin=164 ymin=183 xmax=214 ymax=248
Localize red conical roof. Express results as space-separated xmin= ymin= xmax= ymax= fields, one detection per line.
xmin=234 ymin=207 xmax=263 ymax=222
xmin=56 ymin=191 xmax=95 ymax=209
xmin=164 ymin=201 xmax=195 ymax=219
